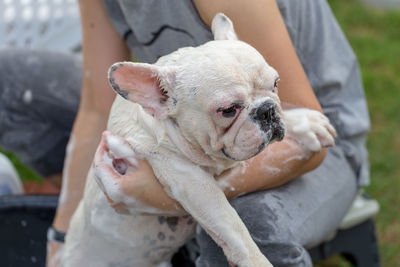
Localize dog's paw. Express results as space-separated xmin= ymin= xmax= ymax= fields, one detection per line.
xmin=93 ymin=131 xmax=140 ymax=214
xmin=283 ymin=108 xmax=337 ymax=152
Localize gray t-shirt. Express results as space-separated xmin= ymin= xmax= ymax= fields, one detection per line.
xmin=103 ymin=0 xmax=370 ymax=186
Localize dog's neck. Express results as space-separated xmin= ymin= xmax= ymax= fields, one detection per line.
xmin=163 ymin=119 xmax=234 ymax=174
xmin=163 ymin=119 xmax=214 ymax=166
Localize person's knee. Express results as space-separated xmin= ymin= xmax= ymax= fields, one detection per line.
xmin=195 ymin=226 xmax=228 ymax=267
xmin=196 ymin=192 xmax=313 ymax=266
xmin=230 ymin=192 xmax=288 ymax=241
xmin=196 ymin=221 xmax=312 ymax=267
xmin=255 ymin=240 xmax=312 ymax=267
xmin=229 ymin=194 xmax=313 ymax=266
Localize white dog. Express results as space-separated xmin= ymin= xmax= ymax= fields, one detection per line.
xmin=62 ymin=13 xmax=336 ymax=267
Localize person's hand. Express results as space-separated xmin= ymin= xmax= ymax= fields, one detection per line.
xmin=93 ymin=131 xmax=184 ymax=215
xmin=46 ymin=241 xmax=63 ymax=267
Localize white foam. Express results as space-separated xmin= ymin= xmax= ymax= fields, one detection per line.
xmin=106 ymin=134 xmax=138 ymax=167
xmin=23 ymin=89 xmax=33 ymax=104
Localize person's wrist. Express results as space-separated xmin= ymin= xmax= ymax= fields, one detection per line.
xmin=47 ymin=226 xmax=66 ymax=243
xmin=52 ymin=205 xmax=73 ymax=234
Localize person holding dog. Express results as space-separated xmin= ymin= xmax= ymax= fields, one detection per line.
xmin=0 ymin=0 xmax=370 ymax=266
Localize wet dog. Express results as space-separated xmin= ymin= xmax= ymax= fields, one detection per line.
xmin=62 ymin=13 xmax=336 ymax=267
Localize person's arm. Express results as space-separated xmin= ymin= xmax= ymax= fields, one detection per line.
xmin=47 ymin=1 xmax=130 ymax=266
xmin=93 ymin=0 xmax=328 ymax=214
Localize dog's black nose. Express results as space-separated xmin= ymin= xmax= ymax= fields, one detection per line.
xmin=252 ymin=101 xmax=276 ymax=123
xmin=250 ymin=100 xmax=285 ymax=142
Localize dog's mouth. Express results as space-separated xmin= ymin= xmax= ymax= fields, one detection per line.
xmin=221 ymin=140 xmax=267 ymax=161
xmin=221 ymin=148 xmax=237 ymax=161
xmin=221 ymin=131 xmax=284 ymax=161
xmin=221 ymin=119 xmax=285 ymax=161
xmin=222 ymin=145 xmax=264 ymax=161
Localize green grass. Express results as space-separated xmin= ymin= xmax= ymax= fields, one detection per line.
xmin=1 ymin=0 xmax=399 ymax=265
xmin=0 ymin=149 xmax=41 ymax=181
xmin=318 ymin=0 xmax=400 ymax=266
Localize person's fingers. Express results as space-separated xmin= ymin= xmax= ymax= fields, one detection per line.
xmin=110 ymin=201 xmax=131 ymax=214
xmin=93 ymin=131 xmax=146 ymax=215
xmin=94 ymin=131 xmax=138 ymax=180
xmin=93 ymin=133 xmax=126 ymax=203
xmin=46 ymin=242 xmax=64 ymax=267
xmin=93 ymin=135 xmax=121 ymax=181
xmin=103 ymin=131 xmax=139 ymax=168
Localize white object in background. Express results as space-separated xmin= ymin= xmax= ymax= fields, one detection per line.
xmin=339 ymin=190 xmax=380 ymax=230
xmin=0 ymin=0 xmax=81 ymax=52
xmin=0 ymin=152 xmax=24 ymax=195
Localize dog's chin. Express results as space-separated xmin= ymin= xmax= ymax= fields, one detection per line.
xmin=221 ymin=145 xmax=264 ymax=161
xmin=222 ymin=125 xmax=285 ymax=161
xmin=222 ymin=136 xmax=271 ymax=161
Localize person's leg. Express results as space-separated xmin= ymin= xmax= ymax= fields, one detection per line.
xmin=0 ymin=49 xmax=81 ymax=178
xmin=195 ymin=146 xmax=358 ymax=267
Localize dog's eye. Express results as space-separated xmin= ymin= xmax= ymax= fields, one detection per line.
xmin=217 ymin=103 xmax=243 ymax=118
xmin=221 ymin=106 xmax=237 ymax=118
xmin=273 ymin=78 xmax=280 ymax=93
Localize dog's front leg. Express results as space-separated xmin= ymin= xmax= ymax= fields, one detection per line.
xmin=150 ymin=156 xmax=273 ymax=267
xmin=283 ymin=108 xmax=337 ymax=152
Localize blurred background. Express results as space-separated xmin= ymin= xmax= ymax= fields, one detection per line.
xmin=1 ymin=0 xmax=399 ymax=266
xmin=320 ymin=0 xmax=400 ymax=266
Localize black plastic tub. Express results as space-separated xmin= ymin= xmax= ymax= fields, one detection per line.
xmin=0 ymin=194 xmax=194 ymax=267
xmin=0 ymin=194 xmax=58 ymax=267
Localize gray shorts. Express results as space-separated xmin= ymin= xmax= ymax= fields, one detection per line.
xmin=0 ymin=49 xmax=358 ymax=266
xmin=0 ymin=49 xmax=81 ymax=177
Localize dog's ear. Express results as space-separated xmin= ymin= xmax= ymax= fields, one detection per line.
xmin=211 ymin=13 xmax=238 ymax=41
xmin=108 ymin=62 xmax=176 ymax=119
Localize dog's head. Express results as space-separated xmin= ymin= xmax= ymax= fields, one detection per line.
xmin=108 ymin=13 xmax=285 ymax=161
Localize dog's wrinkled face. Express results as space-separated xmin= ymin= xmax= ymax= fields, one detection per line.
xmin=170 ymin=41 xmax=285 ymax=161
xmin=108 ymin=14 xmax=285 ymax=161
